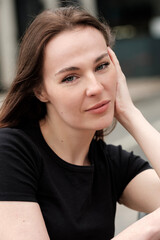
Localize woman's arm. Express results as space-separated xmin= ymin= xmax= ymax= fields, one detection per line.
xmin=108 ymin=47 xmax=160 ymax=177
xmin=111 ymin=208 xmax=160 ymax=240
xmin=108 ymin=47 xmax=160 ymax=212
xmin=0 ymin=202 xmax=50 ymax=239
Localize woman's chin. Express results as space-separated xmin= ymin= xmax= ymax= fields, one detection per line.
xmin=94 ymin=118 xmax=114 ymax=131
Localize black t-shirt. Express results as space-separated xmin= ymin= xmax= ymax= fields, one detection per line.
xmin=0 ymin=124 xmax=151 ymax=239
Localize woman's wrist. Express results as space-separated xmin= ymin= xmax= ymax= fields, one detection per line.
xmin=116 ymin=105 xmax=142 ymax=132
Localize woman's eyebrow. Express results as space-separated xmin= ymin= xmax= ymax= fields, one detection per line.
xmin=55 ymin=53 xmax=109 ymax=76
xmin=55 ymin=66 xmax=80 ymax=76
xmin=94 ymin=52 xmax=109 ymax=63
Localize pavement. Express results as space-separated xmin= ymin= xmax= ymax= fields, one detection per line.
xmin=0 ymin=76 xmax=160 ymax=235
xmin=127 ymin=76 xmax=160 ymax=103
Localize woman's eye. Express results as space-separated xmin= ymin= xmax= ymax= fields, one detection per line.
xmin=96 ymin=62 xmax=109 ymax=71
xmin=62 ymin=75 xmax=77 ymax=83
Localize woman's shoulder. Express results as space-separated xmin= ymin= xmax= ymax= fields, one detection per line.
xmin=0 ymin=126 xmax=27 ymax=137
xmin=0 ymin=126 xmax=41 ymax=160
xmin=95 ymin=139 xmax=151 ymax=173
xmin=94 ymin=139 xmax=149 ymax=167
xmin=0 ymin=127 xmax=34 ymax=145
xmin=90 ymin=139 xmax=124 ymax=168
xmin=94 ymin=139 xmax=123 ymax=156
xmin=0 ymin=127 xmax=28 ymax=144
xmin=0 ymin=127 xmax=41 ymax=202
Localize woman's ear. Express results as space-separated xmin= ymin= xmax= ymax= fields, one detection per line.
xmin=34 ymin=85 xmax=49 ymax=103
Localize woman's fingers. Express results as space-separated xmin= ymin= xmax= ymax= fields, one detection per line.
xmin=107 ymin=47 xmax=124 ymax=80
xmin=107 ymin=47 xmax=135 ymax=122
xmin=108 ymin=47 xmax=119 ymax=66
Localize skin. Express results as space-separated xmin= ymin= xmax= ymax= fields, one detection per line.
xmin=1 ymin=26 xmax=160 ymax=239
xmin=112 ymin=207 xmax=160 ymax=240
xmin=37 ymin=26 xmax=117 ymax=165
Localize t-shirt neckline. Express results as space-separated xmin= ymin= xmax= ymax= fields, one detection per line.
xmin=35 ymin=122 xmax=94 ymax=172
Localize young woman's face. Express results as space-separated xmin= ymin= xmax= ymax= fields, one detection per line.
xmin=41 ymin=26 xmax=117 ymax=133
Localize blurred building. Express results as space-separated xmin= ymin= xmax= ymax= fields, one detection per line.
xmin=97 ymin=0 xmax=160 ymax=78
xmin=0 ymin=0 xmax=160 ymax=90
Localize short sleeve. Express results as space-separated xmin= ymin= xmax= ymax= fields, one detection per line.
xmin=105 ymin=144 xmax=152 ymax=201
xmin=0 ymin=128 xmax=41 ymax=202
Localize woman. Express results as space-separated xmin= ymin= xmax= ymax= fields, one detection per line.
xmin=0 ymin=6 xmax=160 ymax=240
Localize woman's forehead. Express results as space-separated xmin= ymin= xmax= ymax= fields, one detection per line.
xmin=44 ymin=26 xmax=107 ymax=59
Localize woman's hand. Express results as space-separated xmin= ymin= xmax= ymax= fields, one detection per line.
xmin=112 ymin=208 xmax=160 ymax=240
xmin=107 ymin=47 xmax=138 ymax=126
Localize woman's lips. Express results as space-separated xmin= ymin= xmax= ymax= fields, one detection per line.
xmin=86 ymin=100 xmax=110 ymax=114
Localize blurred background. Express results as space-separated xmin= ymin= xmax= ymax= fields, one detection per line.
xmin=0 ymin=0 xmax=160 ymax=236
xmin=1 ymin=0 xmax=160 ymax=89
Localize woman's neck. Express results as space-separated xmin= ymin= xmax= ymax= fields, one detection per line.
xmin=39 ymin=118 xmax=95 ymax=166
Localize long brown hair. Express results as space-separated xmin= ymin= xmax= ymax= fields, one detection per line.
xmin=0 ymin=6 xmax=115 ymax=139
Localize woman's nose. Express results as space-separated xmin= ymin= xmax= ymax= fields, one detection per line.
xmin=86 ymin=73 xmax=104 ymax=97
